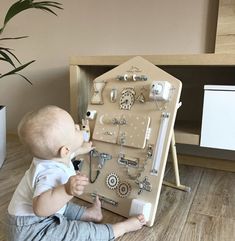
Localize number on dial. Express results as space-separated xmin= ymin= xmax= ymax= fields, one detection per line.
xmin=119 ymin=88 xmax=135 ymax=110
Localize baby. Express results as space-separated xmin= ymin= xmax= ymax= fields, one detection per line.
xmin=7 ymin=105 xmax=145 ymax=241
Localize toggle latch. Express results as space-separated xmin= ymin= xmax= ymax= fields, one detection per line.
xmin=136 ymin=176 xmax=152 ymax=195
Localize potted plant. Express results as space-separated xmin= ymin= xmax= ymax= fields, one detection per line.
xmin=0 ymin=105 xmax=6 ymax=167
xmin=0 ymin=0 xmax=62 ymax=167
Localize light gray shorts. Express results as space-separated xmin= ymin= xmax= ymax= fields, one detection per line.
xmin=8 ymin=202 xmax=115 ymax=241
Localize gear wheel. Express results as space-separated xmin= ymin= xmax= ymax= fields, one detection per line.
xmin=106 ymin=172 xmax=119 ymax=190
xmin=117 ymin=181 xmax=131 ymax=198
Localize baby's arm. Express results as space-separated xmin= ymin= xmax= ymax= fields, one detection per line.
xmin=71 ymin=142 xmax=94 ymax=158
xmin=33 ymin=173 xmax=89 ymax=217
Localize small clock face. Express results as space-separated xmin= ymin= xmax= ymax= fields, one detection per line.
xmin=119 ymin=88 xmax=135 ymax=110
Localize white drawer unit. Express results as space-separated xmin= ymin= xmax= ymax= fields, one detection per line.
xmin=200 ymin=85 xmax=235 ymax=151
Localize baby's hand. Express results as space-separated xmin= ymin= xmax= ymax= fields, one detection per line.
xmin=75 ymin=142 xmax=94 ymax=155
xmin=65 ymin=173 xmax=89 ymax=196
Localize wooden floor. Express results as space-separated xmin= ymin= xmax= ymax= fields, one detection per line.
xmin=0 ymin=137 xmax=234 ymax=241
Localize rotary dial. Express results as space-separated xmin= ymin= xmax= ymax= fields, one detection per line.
xmin=106 ymin=172 xmax=120 ymax=190
xmin=119 ymin=88 xmax=136 ymax=110
xmin=116 ymin=181 xmax=131 ymax=198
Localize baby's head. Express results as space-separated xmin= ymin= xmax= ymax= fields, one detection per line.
xmin=18 ymin=105 xmax=84 ymax=160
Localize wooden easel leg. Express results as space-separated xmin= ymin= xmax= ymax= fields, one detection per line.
xmin=163 ymin=132 xmax=191 ymax=192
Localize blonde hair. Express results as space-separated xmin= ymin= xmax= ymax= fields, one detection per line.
xmin=18 ymin=105 xmax=74 ymax=159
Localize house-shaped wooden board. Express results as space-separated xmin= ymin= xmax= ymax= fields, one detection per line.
xmin=77 ymin=56 xmax=182 ymax=227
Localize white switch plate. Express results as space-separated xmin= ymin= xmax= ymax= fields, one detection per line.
xmin=129 ymin=199 xmax=152 ymax=222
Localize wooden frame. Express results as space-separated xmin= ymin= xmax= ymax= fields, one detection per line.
xmin=70 ymin=56 xmax=186 ymax=226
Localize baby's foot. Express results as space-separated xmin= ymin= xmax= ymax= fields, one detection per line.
xmin=112 ymin=214 xmax=146 ymax=238
xmin=123 ymin=215 xmax=146 ymax=232
xmin=80 ymin=196 xmax=103 ymax=222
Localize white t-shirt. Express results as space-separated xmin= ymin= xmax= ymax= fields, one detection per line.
xmin=8 ymin=158 xmax=76 ymax=216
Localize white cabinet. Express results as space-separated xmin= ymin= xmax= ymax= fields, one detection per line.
xmin=200 ymin=85 xmax=235 ymax=151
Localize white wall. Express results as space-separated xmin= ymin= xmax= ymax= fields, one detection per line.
xmin=0 ymin=0 xmax=218 ymax=132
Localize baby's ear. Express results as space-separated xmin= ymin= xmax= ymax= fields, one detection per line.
xmin=59 ymin=146 xmax=70 ymax=158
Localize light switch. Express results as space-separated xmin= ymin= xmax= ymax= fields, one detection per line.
xmin=129 ymin=199 xmax=152 ymax=222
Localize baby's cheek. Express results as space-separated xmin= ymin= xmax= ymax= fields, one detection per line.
xmin=74 ymin=131 xmax=84 ymax=147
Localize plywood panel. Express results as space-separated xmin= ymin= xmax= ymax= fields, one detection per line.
xmin=76 ymin=56 xmax=182 ymax=226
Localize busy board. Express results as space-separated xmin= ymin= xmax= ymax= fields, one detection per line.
xmin=75 ymin=56 xmax=182 ymax=227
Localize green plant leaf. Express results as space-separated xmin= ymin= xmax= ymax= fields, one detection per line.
xmin=1 ymin=1 xmax=33 ymax=34
xmin=34 ymin=1 xmax=63 ymax=9
xmin=0 ymin=49 xmax=16 ymax=67
xmin=0 ymin=36 xmax=28 ymax=41
xmin=0 ymin=0 xmax=63 ymax=34
xmin=0 ymin=57 xmax=15 ymax=66
xmin=0 ymin=72 xmax=32 ymax=85
xmin=33 ymin=6 xmax=58 ymax=15
xmin=0 ymin=60 xmax=35 ymax=85
xmin=0 ymin=53 xmax=15 ymax=67
xmin=0 ymin=47 xmax=21 ymax=65
xmin=14 ymin=73 xmax=33 ymax=85
xmin=0 ymin=1 xmax=62 ymax=84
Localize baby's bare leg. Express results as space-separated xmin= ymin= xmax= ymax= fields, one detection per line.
xmin=80 ymin=196 xmax=103 ymax=222
xmin=112 ymin=215 xmax=146 ymax=238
